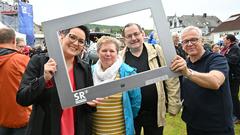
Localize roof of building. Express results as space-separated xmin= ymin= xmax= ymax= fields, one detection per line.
xmin=34 ymin=23 xmax=43 ymax=34
xmin=180 ymin=14 xmax=221 ymax=28
xmin=211 ymin=14 xmax=240 ymax=33
xmin=167 ymin=13 xmax=222 ymax=28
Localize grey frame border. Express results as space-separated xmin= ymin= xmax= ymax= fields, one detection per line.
xmin=42 ymin=0 xmax=179 ymax=109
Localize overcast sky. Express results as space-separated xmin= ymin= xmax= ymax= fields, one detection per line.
xmin=26 ymin=0 xmax=239 ymax=29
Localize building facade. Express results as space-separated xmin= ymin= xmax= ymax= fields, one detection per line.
xmin=167 ymin=13 xmax=222 ymax=36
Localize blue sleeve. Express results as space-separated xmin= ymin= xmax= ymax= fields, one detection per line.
xmin=127 ymin=87 xmax=141 ymax=118
xmin=126 ymin=70 xmax=141 ymax=118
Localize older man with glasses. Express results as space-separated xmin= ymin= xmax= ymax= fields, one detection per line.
xmin=171 ymin=26 xmax=234 ymax=135
xmin=16 ymin=37 xmax=26 ymax=53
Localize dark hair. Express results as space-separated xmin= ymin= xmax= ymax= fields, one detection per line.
xmin=0 ymin=28 xmax=15 ymax=44
xmin=211 ymin=44 xmax=219 ymax=49
xmin=60 ymin=25 xmax=90 ymax=44
xmin=121 ymin=23 xmax=143 ymax=37
xmin=226 ymin=34 xmax=236 ymax=43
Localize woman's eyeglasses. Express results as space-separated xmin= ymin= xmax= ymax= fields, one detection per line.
xmin=67 ymin=33 xmax=86 ymax=46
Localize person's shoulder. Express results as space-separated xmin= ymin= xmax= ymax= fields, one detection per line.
xmin=232 ymin=43 xmax=240 ymax=50
xmin=32 ymin=53 xmax=48 ymax=59
xmin=153 ymin=44 xmax=163 ymax=51
xmin=210 ymin=51 xmax=224 ymax=58
xmin=120 ymin=63 xmax=136 ymax=73
xmin=206 ymin=51 xmax=226 ymax=62
xmin=76 ymin=56 xmax=91 ymax=69
xmin=13 ymin=52 xmax=29 ymax=58
xmin=144 ymin=43 xmax=162 ymax=50
xmin=91 ymin=63 xmax=96 ymax=69
xmin=30 ymin=52 xmax=47 ymax=58
xmin=11 ymin=52 xmax=30 ymax=63
xmin=29 ymin=53 xmax=49 ymax=65
xmin=7 ymin=53 xmax=29 ymax=70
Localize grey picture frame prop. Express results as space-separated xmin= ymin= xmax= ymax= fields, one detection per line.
xmin=42 ymin=0 xmax=179 ymax=109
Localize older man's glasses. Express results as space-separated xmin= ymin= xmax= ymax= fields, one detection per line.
xmin=125 ymin=32 xmax=142 ymax=39
xmin=67 ymin=34 xmax=86 ymax=45
xmin=16 ymin=45 xmax=25 ymax=48
xmin=182 ymin=38 xmax=199 ymax=46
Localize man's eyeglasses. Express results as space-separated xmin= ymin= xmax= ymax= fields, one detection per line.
xmin=67 ymin=33 xmax=86 ymax=46
xmin=182 ymin=38 xmax=199 ymax=46
xmin=125 ymin=32 xmax=142 ymax=39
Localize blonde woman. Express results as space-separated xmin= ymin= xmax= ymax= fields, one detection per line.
xmin=92 ymin=36 xmax=141 ymax=135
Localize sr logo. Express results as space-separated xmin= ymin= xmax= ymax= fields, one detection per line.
xmin=74 ymin=91 xmax=87 ymax=104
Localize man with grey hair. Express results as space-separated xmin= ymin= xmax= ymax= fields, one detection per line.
xmin=172 ymin=32 xmax=186 ymax=59
xmin=172 ymin=32 xmax=186 ymax=100
xmin=171 ymin=26 xmax=234 ymax=134
xmin=16 ymin=37 xmax=26 ymax=54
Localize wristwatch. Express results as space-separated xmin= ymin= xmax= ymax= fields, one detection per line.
xmin=186 ymin=68 xmax=194 ymax=79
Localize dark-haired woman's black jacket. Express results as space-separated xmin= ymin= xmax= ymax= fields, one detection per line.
xmin=17 ymin=53 xmax=95 ymax=135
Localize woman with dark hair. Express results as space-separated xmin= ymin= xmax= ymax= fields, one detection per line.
xmin=17 ymin=26 xmax=101 ymax=135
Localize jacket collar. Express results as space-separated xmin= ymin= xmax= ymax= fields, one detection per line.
xmin=120 ymin=43 xmax=158 ymax=61
xmin=144 ymin=43 xmax=158 ymax=61
xmin=0 ymin=48 xmax=17 ymax=56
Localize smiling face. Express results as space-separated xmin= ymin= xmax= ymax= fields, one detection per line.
xmin=123 ymin=24 xmax=145 ymax=50
xmin=181 ymin=28 xmax=204 ymax=57
xmin=98 ymin=42 xmax=118 ymax=70
xmin=60 ymin=28 xmax=86 ymax=59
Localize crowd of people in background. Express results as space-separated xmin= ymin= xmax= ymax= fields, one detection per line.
xmin=0 ymin=22 xmax=240 ymax=135
xmin=15 ymin=37 xmax=47 ymax=57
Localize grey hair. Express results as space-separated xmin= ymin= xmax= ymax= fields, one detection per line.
xmin=96 ymin=36 xmax=121 ymax=53
xmin=171 ymin=32 xmax=179 ymax=37
xmin=181 ymin=26 xmax=202 ymax=38
xmin=16 ymin=37 xmax=25 ymax=44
